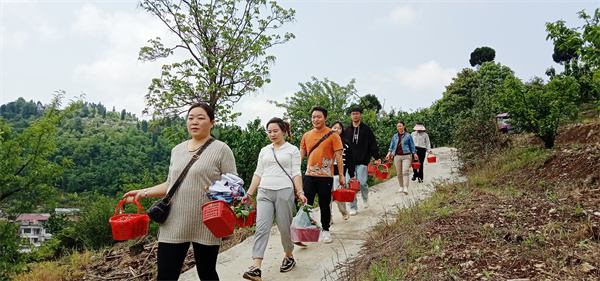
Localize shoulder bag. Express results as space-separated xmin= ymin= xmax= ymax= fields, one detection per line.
xmin=147 ymin=137 xmax=215 ymax=223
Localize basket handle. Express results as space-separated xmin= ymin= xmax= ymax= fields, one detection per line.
xmin=114 ymin=200 xmax=146 ymax=216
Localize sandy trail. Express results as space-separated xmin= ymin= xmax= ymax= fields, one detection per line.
xmin=180 ymin=147 xmax=464 ymax=281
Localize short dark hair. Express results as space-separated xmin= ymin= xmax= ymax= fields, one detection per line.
xmin=350 ymin=106 xmax=363 ymax=114
xmin=397 ymin=121 xmax=405 ymax=126
xmin=187 ymin=102 xmax=214 ymax=121
xmin=311 ymin=106 xmax=328 ymax=118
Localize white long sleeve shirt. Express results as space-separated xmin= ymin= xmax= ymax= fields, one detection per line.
xmin=254 ymin=142 xmax=301 ymax=190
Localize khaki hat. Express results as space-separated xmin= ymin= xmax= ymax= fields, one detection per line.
xmin=413 ymin=124 xmax=426 ymax=131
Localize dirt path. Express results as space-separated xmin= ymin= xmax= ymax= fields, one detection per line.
xmin=179 ymin=147 xmax=464 ymax=281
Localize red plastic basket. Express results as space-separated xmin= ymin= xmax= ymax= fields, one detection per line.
xmin=412 ymin=159 xmax=421 ymax=170
xmin=291 ymin=226 xmax=321 ymax=242
xmin=382 ymin=162 xmax=392 ymax=169
xmin=235 ymin=202 xmax=256 ymax=228
xmin=427 ymin=153 xmax=437 ymax=163
xmin=375 ymin=166 xmax=389 ymax=179
xmin=348 ymin=179 xmax=360 ymax=192
xmin=109 ymin=200 xmax=149 ymax=241
xmin=202 ymin=200 xmax=236 ymax=238
xmin=367 ymin=164 xmax=377 ymax=176
xmin=332 ymin=189 xmax=356 ymax=202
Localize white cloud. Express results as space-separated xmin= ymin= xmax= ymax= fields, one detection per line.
xmin=1 ymin=27 xmax=29 ymax=48
xmin=37 ymin=22 xmax=61 ymax=41
xmin=387 ymin=6 xmax=418 ymax=25
xmin=394 ymin=61 xmax=455 ymax=93
xmin=68 ymin=4 xmax=180 ymax=118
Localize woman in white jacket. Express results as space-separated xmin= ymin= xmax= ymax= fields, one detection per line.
xmin=411 ymin=122 xmax=432 ymax=183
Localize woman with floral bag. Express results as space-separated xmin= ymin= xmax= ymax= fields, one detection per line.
xmin=240 ymin=117 xmax=307 ymax=281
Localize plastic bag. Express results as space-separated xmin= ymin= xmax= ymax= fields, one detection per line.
xmin=291 ymin=204 xmax=320 ymax=229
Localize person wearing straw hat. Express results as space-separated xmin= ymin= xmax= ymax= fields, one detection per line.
xmin=411 ymin=122 xmax=431 ymax=183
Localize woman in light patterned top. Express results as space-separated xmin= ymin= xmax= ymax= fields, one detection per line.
xmin=123 ymin=102 xmax=237 ymax=281
xmin=411 ymin=122 xmax=432 ymax=183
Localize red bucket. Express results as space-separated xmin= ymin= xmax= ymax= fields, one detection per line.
xmin=109 ymin=200 xmax=149 ymax=241
xmin=202 ymin=200 xmax=236 ymax=238
xmin=348 ymin=179 xmax=360 ymax=192
xmin=291 ymin=226 xmax=320 ymax=242
xmin=332 ymin=189 xmax=356 ymax=202
xmin=427 ymin=153 xmax=436 ymax=163
xmin=235 ymin=202 xmax=256 ymax=228
xmin=375 ymin=166 xmax=389 ymax=179
xmin=412 ymin=159 xmax=421 ymax=170
xmin=367 ymin=164 xmax=377 ymax=176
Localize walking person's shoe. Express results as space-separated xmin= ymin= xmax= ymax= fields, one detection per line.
xmin=398 ymin=187 xmax=403 ymax=192
xmin=243 ymin=266 xmax=262 ymax=281
xmin=322 ymin=230 xmax=333 ymax=243
xmin=280 ymin=256 xmax=296 ymax=272
xmin=342 ymin=212 xmax=350 ymax=220
xmin=349 ymin=209 xmax=357 ymax=216
xmin=363 ymin=198 xmax=370 ymax=209
xmin=411 ymin=176 xmax=417 ymax=181
xmin=294 ymin=241 xmax=307 ymax=247
xmin=403 ymin=187 xmax=408 ymax=194
xmin=418 ymin=178 xmax=423 ymax=183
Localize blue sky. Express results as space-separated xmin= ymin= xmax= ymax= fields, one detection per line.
xmin=1 ymin=0 xmax=598 ymax=126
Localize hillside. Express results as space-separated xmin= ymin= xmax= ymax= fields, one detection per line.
xmin=15 ymin=120 xmax=599 ymax=281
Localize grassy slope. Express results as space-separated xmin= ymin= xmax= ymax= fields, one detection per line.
xmin=339 ymin=120 xmax=600 ymax=280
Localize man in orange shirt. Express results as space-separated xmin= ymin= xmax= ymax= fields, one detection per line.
xmin=300 ymin=106 xmax=345 ymax=244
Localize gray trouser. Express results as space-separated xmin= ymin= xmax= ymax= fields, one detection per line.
xmin=252 ymin=187 xmax=295 ymax=259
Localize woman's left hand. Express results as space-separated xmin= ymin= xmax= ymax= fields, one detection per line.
xmin=298 ymin=194 xmax=307 ymax=204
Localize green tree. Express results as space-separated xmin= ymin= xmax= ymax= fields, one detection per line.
xmin=139 ymin=0 xmax=296 ymax=121
xmin=0 ymin=221 xmax=24 ymax=279
xmin=546 ymin=8 xmax=600 ymax=106
xmin=0 ymin=93 xmax=77 ymax=214
xmin=348 ymin=94 xmax=382 ymax=114
xmin=270 ymin=77 xmax=358 ymax=134
xmin=469 ymin=46 xmax=496 ymax=67
xmin=500 ymin=75 xmax=580 ymax=148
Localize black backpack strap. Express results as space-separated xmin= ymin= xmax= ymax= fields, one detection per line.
xmin=307 ymin=130 xmax=335 ymax=160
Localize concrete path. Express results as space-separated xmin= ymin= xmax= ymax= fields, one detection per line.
xmin=179 ymin=147 xmax=464 ymax=281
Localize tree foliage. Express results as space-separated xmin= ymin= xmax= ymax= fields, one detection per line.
xmin=0 ymin=93 xmax=78 ymax=215
xmin=500 ymin=75 xmax=580 ymax=148
xmin=270 ymin=77 xmax=358 ymax=134
xmin=139 ymin=0 xmax=296 ymax=121
xmin=469 ymin=46 xmax=496 ymax=67
xmin=546 ymin=8 xmax=600 ymax=106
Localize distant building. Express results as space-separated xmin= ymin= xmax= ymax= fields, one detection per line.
xmin=15 ymin=214 xmax=52 ymax=248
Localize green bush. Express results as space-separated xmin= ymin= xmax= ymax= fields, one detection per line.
xmin=0 ymin=221 xmax=25 ymax=279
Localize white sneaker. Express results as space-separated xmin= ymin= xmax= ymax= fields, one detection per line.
xmin=398 ymin=187 xmax=404 ymax=192
xmin=363 ymin=199 xmax=370 ymax=209
xmin=349 ymin=209 xmax=357 ymax=216
xmin=403 ymin=187 xmax=408 ymax=194
xmin=322 ymin=231 xmax=332 ymax=243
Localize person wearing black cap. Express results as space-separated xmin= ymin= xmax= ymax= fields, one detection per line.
xmin=342 ymin=107 xmax=381 ymax=215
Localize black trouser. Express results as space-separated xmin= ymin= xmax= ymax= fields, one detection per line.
xmin=303 ymin=176 xmax=333 ymax=231
xmin=413 ymin=147 xmax=427 ymax=180
xmin=157 ymin=242 xmax=220 ymax=281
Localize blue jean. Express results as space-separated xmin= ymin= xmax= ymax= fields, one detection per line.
xmin=348 ymin=164 xmax=368 ymax=210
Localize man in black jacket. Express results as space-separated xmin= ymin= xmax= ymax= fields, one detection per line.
xmin=343 ymin=107 xmax=381 ymax=215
